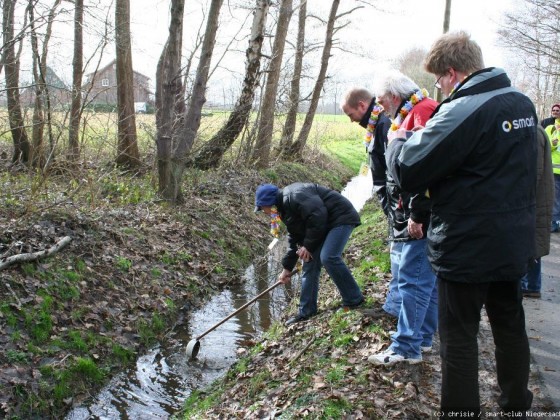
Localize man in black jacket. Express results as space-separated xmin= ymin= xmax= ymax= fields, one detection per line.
xmin=254 ymin=183 xmax=364 ymax=326
xmin=386 ymin=31 xmax=535 ymax=417
xmin=340 ymin=88 xmax=401 ymax=319
xmin=341 ymin=88 xmax=392 ymax=215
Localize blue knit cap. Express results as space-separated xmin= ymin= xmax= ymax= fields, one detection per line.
xmin=254 ymin=184 xmax=278 ymax=212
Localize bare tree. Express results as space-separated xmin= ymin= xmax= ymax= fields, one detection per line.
xmin=395 ymin=47 xmax=433 ymax=91
xmin=251 ymin=0 xmax=293 ymax=168
xmin=278 ymin=0 xmax=306 ymax=157
xmin=163 ymin=0 xmax=223 ymax=202
xmin=498 ymin=0 xmax=560 ymax=116
xmin=434 ymin=0 xmax=452 ymax=101
xmin=289 ymin=0 xmax=341 ymax=157
xmin=192 ymin=0 xmax=271 ymax=170
xmin=68 ymin=0 xmax=84 ymax=164
xmin=28 ymin=0 xmax=62 ymax=169
xmin=155 ymin=0 xmax=184 ymax=198
xmin=114 ymin=0 xmax=140 ymax=167
xmin=2 ymin=0 xmax=31 ymax=165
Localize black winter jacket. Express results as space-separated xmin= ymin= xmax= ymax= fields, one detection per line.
xmin=276 ymin=183 xmax=360 ymax=270
xmin=386 ymin=67 xmax=537 ymax=283
xmin=362 ymin=110 xmax=392 ymax=215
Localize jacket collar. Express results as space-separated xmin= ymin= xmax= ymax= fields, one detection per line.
xmin=431 ymin=67 xmax=511 ymax=117
xmin=358 ymin=97 xmax=377 ymax=128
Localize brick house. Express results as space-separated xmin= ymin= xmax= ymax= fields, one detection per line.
xmin=19 ymin=67 xmax=72 ymax=108
xmin=82 ymin=59 xmax=151 ymax=106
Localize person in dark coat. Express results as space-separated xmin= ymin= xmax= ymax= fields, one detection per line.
xmin=254 ymin=183 xmax=363 ymax=326
xmin=521 ymin=125 xmax=554 ymax=298
xmin=340 ymin=88 xmax=392 ymax=215
xmin=386 ymin=31 xmax=536 ymax=416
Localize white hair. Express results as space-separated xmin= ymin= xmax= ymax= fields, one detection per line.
xmin=373 ymin=71 xmax=420 ymax=101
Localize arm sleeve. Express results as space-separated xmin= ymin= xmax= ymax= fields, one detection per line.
xmin=300 ymin=196 xmax=328 ymax=252
xmin=371 ymin=117 xmax=390 ymax=215
xmin=409 ymin=193 xmax=431 ymax=223
xmin=281 ymin=236 xmax=299 ymax=271
xmin=388 ymin=103 xmax=473 ymax=193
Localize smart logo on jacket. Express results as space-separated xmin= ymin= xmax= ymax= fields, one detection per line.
xmin=501 ymin=115 xmax=536 ymax=133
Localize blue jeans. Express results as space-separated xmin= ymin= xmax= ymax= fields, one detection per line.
xmin=438 ymin=279 xmax=532 ymax=416
xmin=521 ymin=258 xmax=541 ymax=293
xmin=383 ymin=241 xmax=403 ymax=317
xmin=390 ymin=238 xmax=438 ymax=358
xmin=298 ymin=225 xmax=363 ymax=317
xmin=554 ymin=174 xmax=560 ymax=221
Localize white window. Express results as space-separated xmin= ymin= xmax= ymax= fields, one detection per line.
xmin=101 ymin=78 xmax=109 ymax=87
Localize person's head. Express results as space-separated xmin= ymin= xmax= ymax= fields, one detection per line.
xmin=551 ymin=104 xmax=560 ymax=118
xmin=424 ymin=31 xmax=484 ymax=97
xmin=340 ymin=88 xmax=373 ymax=124
xmin=373 ymin=71 xmax=420 ymax=118
xmin=254 ymin=184 xmax=279 ymax=214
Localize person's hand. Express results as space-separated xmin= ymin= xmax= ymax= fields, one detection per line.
xmin=296 ymin=246 xmax=312 ymax=262
xmin=278 ymin=268 xmax=293 ymax=285
xmin=408 ymin=219 xmax=424 ymax=239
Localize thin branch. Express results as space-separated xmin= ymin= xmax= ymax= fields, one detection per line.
xmin=0 ymin=236 xmax=72 ymax=270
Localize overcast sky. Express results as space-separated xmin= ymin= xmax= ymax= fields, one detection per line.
xmin=128 ymin=0 xmax=511 ymax=93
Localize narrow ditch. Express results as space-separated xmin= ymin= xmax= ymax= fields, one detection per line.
xmin=66 ymin=175 xmax=373 ymax=419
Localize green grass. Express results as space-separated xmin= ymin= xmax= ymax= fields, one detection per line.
xmin=6 ymin=349 xmax=29 ymax=363
xmin=38 ymin=357 xmax=107 ymax=409
xmin=137 ymin=312 xmax=166 ymax=346
xmin=24 ymin=292 xmax=54 ymax=343
xmin=66 ymin=330 xmax=88 ymax=353
xmin=318 ymin=118 xmax=366 ymax=175
xmin=248 ymin=369 xmax=272 ymax=398
xmin=182 ymin=389 xmax=225 ymax=419
xmin=325 ymin=364 xmax=345 ymax=385
xmin=115 ymin=256 xmax=132 ymax=272
xmin=322 ymin=397 xmax=352 ymax=417
xmin=111 ymin=344 xmax=136 ymax=364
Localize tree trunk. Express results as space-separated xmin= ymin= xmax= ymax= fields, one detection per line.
xmin=115 ymin=0 xmax=140 ymax=168
xmin=3 ymin=0 xmax=31 ymax=165
xmin=435 ymin=0 xmax=452 ymax=102
xmin=168 ymin=0 xmax=223 ymax=202
xmin=155 ymin=0 xmax=184 ymax=199
xmin=192 ymin=0 xmax=271 ymax=170
xmin=290 ymin=0 xmax=338 ymax=157
xmin=251 ymin=0 xmax=293 ymax=168
xmin=28 ymin=0 xmax=61 ymax=169
xmin=29 ymin=0 xmax=46 ymax=169
xmin=279 ymin=0 xmax=306 ymax=157
xmin=68 ymin=0 xmax=84 ymax=164
xmin=443 ymin=0 xmax=451 ymax=33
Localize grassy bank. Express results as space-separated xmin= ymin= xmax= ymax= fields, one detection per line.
xmin=0 ymin=145 xmax=361 ymax=418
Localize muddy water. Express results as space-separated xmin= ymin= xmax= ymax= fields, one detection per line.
xmin=66 ymin=175 xmax=372 ymax=419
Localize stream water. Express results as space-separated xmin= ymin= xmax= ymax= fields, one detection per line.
xmin=66 ymin=174 xmax=373 ymax=419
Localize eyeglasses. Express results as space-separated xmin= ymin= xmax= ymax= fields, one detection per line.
xmin=434 ymin=74 xmax=445 ymax=89
xmin=553 ymin=108 xmax=560 ymax=113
